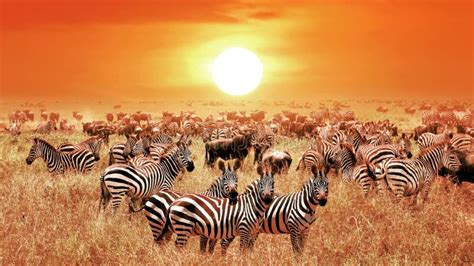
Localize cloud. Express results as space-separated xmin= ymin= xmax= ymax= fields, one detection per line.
xmin=0 ymin=0 xmax=243 ymax=29
xmin=248 ymin=10 xmax=281 ymax=20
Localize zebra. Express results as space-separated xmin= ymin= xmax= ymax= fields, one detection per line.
xmin=346 ymin=127 xmax=367 ymax=151
xmin=366 ymin=132 xmax=392 ymax=146
xmin=372 ymin=143 xmax=461 ymax=203
xmin=450 ymin=134 xmax=472 ymax=152
xmin=356 ymin=143 xmax=409 ymax=167
xmin=108 ymin=136 xmax=140 ymax=165
xmin=26 ymin=138 xmax=96 ymax=174
xmin=338 ymin=142 xmax=357 ymax=181
xmin=349 ymin=162 xmax=377 ymax=197
xmin=417 ymin=131 xmax=452 ymax=149
xmin=144 ymin=159 xmax=240 ymax=254
xmin=258 ymin=164 xmax=328 ymax=254
xmin=295 ymin=148 xmax=325 ymax=174
xmin=128 ymin=155 xmax=155 ymax=168
xmin=313 ymin=137 xmax=342 ymax=173
xmin=210 ymin=128 xmax=230 ymax=141
xmin=123 ymin=135 xmax=151 ymax=158
xmin=158 ymin=165 xmax=275 ymax=253
xmin=330 ymin=130 xmax=346 ymax=145
xmin=57 ymin=136 xmax=104 ymax=161
xmin=98 ymin=135 xmax=195 ymax=214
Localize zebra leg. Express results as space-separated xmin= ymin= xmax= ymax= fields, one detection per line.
xmin=175 ymin=231 xmax=191 ymax=248
xmin=289 ymin=228 xmax=302 ymax=254
xmin=111 ymin=191 xmax=127 ymax=214
xmin=199 ymin=235 xmax=208 ymax=254
xmin=220 ymin=238 xmax=235 ymax=256
xmin=208 ymin=239 xmax=218 ymax=254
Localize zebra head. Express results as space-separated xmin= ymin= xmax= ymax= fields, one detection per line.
xmin=176 ymin=135 xmax=195 ymax=172
xmin=310 ymin=164 xmax=328 ymax=206
xmin=26 ymin=138 xmax=42 ymax=165
xmin=217 ymin=159 xmax=240 ymax=202
xmin=256 ymin=164 xmax=275 ymax=205
xmin=397 ymin=133 xmax=413 ymax=159
xmin=123 ymin=135 xmax=138 ymax=158
xmin=441 ymin=145 xmax=461 ymax=173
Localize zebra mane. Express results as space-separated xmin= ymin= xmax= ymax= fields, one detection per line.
xmin=340 ymin=142 xmax=356 ymax=157
xmin=34 ymin=138 xmax=57 ymax=151
xmin=243 ymin=179 xmax=259 ymax=195
xmin=418 ymin=142 xmax=449 ymax=158
xmin=158 ymin=143 xmax=178 ymax=160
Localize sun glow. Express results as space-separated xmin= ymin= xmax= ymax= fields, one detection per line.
xmin=211 ymin=47 xmax=263 ymax=96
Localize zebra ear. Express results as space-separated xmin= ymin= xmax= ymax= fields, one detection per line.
xmin=218 ymin=160 xmax=226 ymax=173
xmin=256 ymin=164 xmax=264 ymax=176
xmin=310 ymin=164 xmax=318 ymax=176
xmin=233 ymin=159 xmax=241 ymax=171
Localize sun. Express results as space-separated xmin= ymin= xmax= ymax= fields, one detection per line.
xmin=211 ymin=47 xmax=263 ymax=96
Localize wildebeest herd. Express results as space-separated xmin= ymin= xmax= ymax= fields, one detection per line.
xmin=8 ymin=100 xmax=473 ymax=255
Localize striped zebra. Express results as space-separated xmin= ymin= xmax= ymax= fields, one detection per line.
xmin=250 ymin=128 xmax=275 ymax=165
xmin=26 ymin=138 xmax=96 ymax=174
xmin=313 ymin=137 xmax=343 ymax=173
xmin=126 ymin=134 xmax=175 ymax=161
xmin=346 ymin=127 xmax=367 ymax=151
xmin=373 ymin=143 xmax=461 ymax=203
xmin=128 ymin=155 xmax=155 ymax=168
xmin=58 ymin=136 xmax=104 ymax=161
xmin=258 ymin=164 xmax=328 ymax=254
xmin=338 ymin=142 xmax=357 ymax=181
xmin=98 ymin=135 xmax=195 ymax=214
xmin=144 ymin=159 xmax=240 ymax=254
xmin=330 ymin=130 xmax=347 ymax=145
xmin=417 ymin=131 xmax=452 ymax=149
xmin=450 ymin=134 xmax=472 ymax=152
xmin=454 ymin=111 xmax=472 ymax=127
xmin=295 ymin=148 xmax=325 ymax=174
xmin=349 ymin=163 xmax=377 ymax=196
xmin=356 ymin=143 xmax=409 ymax=167
xmin=421 ymin=111 xmax=440 ymax=125
xmin=366 ymin=132 xmax=392 ymax=146
xmin=158 ymin=165 xmax=275 ymax=253
xmin=210 ymin=128 xmax=231 ymax=141
xmin=108 ymin=136 xmax=140 ymax=165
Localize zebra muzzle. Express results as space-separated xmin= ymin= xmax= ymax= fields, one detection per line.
xmin=26 ymin=158 xmax=33 ymax=165
xmin=317 ymin=193 xmax=328 ymax=206
xmin=186 ymin=161 xmax=195 ymax=172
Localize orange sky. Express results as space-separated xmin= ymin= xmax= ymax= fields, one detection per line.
xmin=0 ymin=0 xmax=472 ymax=100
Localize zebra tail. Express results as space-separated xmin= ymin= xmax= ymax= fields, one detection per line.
xmin=98 ymin=173 xmax=110 ymax=215
xmin=204 ymin=142 xmax=209 ymax=166
xmin=108 ymin=150 xmax=113 ymax=166
xmin=156 ymin=208 xmax=172 ymax=243
xmin=366 ymin=162 xmax=376 ymax=181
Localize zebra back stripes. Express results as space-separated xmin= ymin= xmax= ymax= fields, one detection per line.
xmin=450 ymin=134 xmax=472 ymax=152
xmin=57 ymin=136 xmax=104 ymax=161
xmin=26 ymin=138 xmax=96 ymax=173
xmin=295 ymin=148 xmax=324 ymax=173
xmin=417 ymin=131 xmax=452 ymax=149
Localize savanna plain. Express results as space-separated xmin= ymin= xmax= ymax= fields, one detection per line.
xmin=1 ymin=99 xmax=472 ymax=264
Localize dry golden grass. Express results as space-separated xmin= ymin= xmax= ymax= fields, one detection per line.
xmin=1 ymin=100 xmax=473 ymax=264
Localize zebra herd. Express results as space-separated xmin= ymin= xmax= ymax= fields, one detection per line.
xmin=22 ymin=107 xmax=472 ymax=256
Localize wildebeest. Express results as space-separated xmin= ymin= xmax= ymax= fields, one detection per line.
xmin=204 ymin=133 xmax=253 ymax=166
